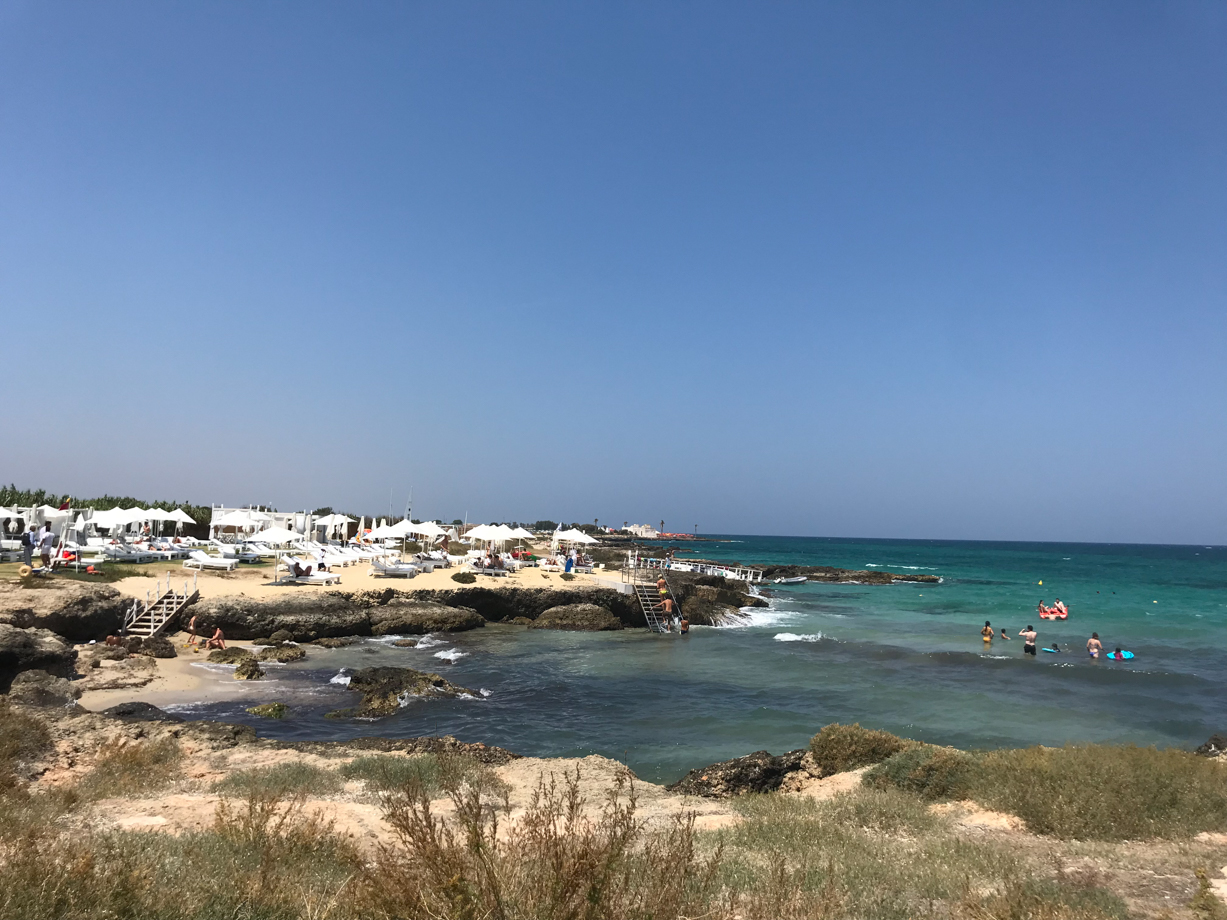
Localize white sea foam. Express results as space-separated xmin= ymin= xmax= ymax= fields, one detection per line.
xmin=864 ymin=563 xmax=938 ymax=570
xmin=480 ymin=688 xmax=492 ymax=698
xmin=718 ymin=607 xmax=802 ymax=628
xmin=434 ymin=648 xmax=468 ymax=662
xmin=416 ymin=636 xmax=447 ymax=649
xmin=774 ymin=632 xmax=827 ymax=642
xmin=329 ymin=669 xmax=351 ymax=686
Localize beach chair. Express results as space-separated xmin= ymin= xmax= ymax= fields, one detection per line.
xmin=184 ymin=550 xmax=239 ymax=571
xmin=279 ymin=556 xmax=342 ymax=585
xmin=369 ymin=557 xmax=418 ymax=578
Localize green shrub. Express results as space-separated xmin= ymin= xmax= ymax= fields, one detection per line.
xmin=809 ymin=723 xmax=913 ymax=776
xmin=971 ymin=744 xmax=1227 ymax=840
xmin=76 ymin=738 xmax=182 ymax=800
xmin=863 ymin=746 xmax=976 ymax=801
xmin=214 ymin=761 xmax=341 ymax=798
xmin=451 ymin=571 xmax=476 ymax=584
xmin=340 ymin=753 xmax=507 ymax=801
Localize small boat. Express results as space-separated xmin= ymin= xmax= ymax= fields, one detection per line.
xmin=774 ymin=576 xmax=807 ymax=584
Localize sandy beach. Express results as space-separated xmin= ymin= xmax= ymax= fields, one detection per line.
xmin=106 ymin=554 xmax=625 ymax=603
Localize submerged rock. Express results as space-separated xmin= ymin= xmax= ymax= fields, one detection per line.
xmin=256 ymin=644 xmax=306 ymax=663
xmin=668 ymin=749 xmax=808 ymax=798
xmin=311 ymin=636 xmax=358 ymax=648
xmin=391 ymin=639 xmax=418 ymax=648
xmin=234 ymin=658 xmax=264 ymax=680
xmin=529 ymin=603 xmax=623 ymax=631
xmin=247 ymin=702 xmax=288 ymax=719
xmin=0 ymin=624 xmax=77 ymax=692
xmin=369 ymin=602 xmax=484 ymax=636
xmin=327 ymin=666 xmax=476 ymax=718
xmin=101 ymin=701 xmax=184 ymax=723
xmin=0 ymin=581 xmax=130 ymax=641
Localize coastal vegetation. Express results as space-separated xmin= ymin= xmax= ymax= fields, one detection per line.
xmin=0 ymin=701 xmax=1224 ymax=919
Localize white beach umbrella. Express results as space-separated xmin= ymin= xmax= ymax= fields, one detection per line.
xmin=314 ymin=514 xmax=355 ymax=528
xmin=508 ymin=527 xmax=533 ymax=539
xmin=250 ymin=526 xmax=303 ymax=545
xmin=406 ymin=521 xmax=447 ymax=539
xmin=463 ymin=524 xmax=499 ymax=542
xmin=556 ymin=528 xmax=598 ymax=544
xmin=366 ymin=523 xmax=401 ymax=540
xmin=166 ymin=508 xmax=196 ymax=525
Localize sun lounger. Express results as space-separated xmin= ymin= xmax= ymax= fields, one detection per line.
xmin=369 ymin=557 xmax=418 ymax=578
xmin=184 ymin=550 xmax=238 ymax=571
xmin=279 ymin=556 xmax=342 ymax=585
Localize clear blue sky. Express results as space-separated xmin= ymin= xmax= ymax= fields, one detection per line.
xmin=2 ymin=2 xmax=1224 ymax=544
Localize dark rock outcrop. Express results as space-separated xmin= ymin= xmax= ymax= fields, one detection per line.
xmin=190 ymin=594 xmax=370 ymax=641
xmin=8 ymin=669 xmax=81 ymax=707
xmin=101 ymin=701 xmax=184 ymax=723
xmin=668 ymin=749 xmax=808 ymax=797
xmin=420 ymin=586 xmax=643 ymax=627
xmin=529 ymin=603 xmax=623 ymax=631
xmin=132 ymin=636 xmax=177 ymax=659
xmin=234 ymin=659 xmax=264 ymax=680
xmin=327 ymin=666 xmax=477 ymax=718
xmin=0 ymin=582 xmax=129 ymax=642
xmin=257 ymin=644 xmax=306 ymax=663
xmin=207 ymin=648 xmax=253 ymax=664
xmin=369 ymin=602 xmax=485 ymax=636
xmin=1195 ymin=734 xmax=1227 ymax=757
xmin=0 ymin=625 xmax=77 ymax=692
xmin=759 ymin=564 xmax=940 ymax=584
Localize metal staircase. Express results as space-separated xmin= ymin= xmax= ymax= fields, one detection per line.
xmin=624 ymin=553 xmax=678 ymax=634
xmin=124 ymin=573 xmax=199 ymax=638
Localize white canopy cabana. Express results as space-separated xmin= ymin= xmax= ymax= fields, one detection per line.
xmin=213 ymin=509 xmax=270 ymax=528
xmin=313 ymin=514 xmax=355 ymax=528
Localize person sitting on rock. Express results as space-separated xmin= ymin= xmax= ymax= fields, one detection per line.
xmin=205 ymin=627 xmax=226 ymax=650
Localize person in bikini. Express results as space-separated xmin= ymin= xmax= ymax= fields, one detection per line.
xmin=1086 ymin=632 xmax=1102 ymax=659
xmin=1019 ymin=625 xmax=1037 ymax=656
xmin=981 ymin=621 xmax=995 ymax=642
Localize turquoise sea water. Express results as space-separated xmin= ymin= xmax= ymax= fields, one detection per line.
xmin=173 ymin=537 xmax=1227 ymax=784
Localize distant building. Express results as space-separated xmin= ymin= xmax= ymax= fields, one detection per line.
xmin=625 ymin=524 xmax=660 ymax=539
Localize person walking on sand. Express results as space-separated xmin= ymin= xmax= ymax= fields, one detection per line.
xmin=1087 ymin=632 xmax=1102 ymax=659
xmin=186 ymin=614 xmax=199 ymax=647
xmin=38 ymin=523 xmax=56 ymax=568
xmin=981 ymin=621 xmax=995 ymax=643
xmin=1019 ymin=625 xmax=1037 ymax=656
xmin=20 ymin=524 xmax=36 ymax=568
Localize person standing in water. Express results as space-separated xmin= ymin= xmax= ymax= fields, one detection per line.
xmin=1019 ymin=625 xmax=1037 ymax=656
xmin=981 ymin=621 xmax=995 ymax=643
xmin=1087 ymin=632 xmax=1102 ymax=659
